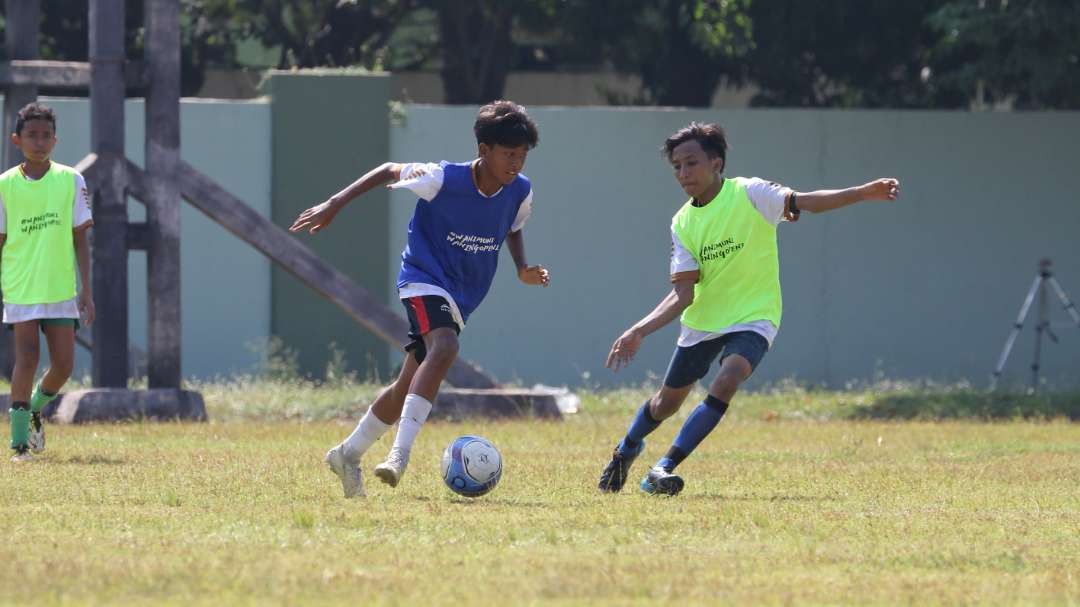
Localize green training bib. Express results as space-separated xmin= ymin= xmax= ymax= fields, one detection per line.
xmin=671 ymin=178 xmax=782 ymax=332
xmin=0 ymin=162 xmax=77 ymax=304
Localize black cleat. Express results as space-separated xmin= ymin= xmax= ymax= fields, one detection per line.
xmin=598 ymin=442 xmax=643 ymax=493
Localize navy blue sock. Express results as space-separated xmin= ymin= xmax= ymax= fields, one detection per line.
xmin=656 ymin=395 xmax=729 ymax=472
xmin=617 ymin=400 xmax=660 ymax=454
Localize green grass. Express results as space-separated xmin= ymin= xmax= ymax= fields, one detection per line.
xmin=2 ymin=383 xmax=1078 ymax=605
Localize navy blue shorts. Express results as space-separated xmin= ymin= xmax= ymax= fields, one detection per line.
xmin=401 ymin=296 xmax=460 ymax=363
xmin=662 ymin=331 xmax=770 ymax=389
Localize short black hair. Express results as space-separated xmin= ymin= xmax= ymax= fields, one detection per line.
xmin=474 ymin=100 xmax=539 ymax=149
xmin=15 ymin=102 xmax=57 ymax=135
xmin=663 ymin=122 xmax=727 ymax=163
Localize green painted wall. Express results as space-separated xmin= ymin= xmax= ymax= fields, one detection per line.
xmin=266 ymin=72 xmax=393 ymax=380
xmin=30 ymin=96 xmax=273 ymax=379
xmin=390 ymin=107 xmax=1080 ymax=389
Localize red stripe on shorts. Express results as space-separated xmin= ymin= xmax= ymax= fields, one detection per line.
xmin=410 ymin=297 xmax=431 ymax=334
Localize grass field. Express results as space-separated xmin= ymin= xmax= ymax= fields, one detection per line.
xmin=2 ymin=382 xmax=1078 ymax=605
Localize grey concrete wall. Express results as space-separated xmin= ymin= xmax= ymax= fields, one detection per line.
xmin=35 ymin=96 xmax=273 ymax=379
xmin=390 ymin=106 xmax=1080 ymax=389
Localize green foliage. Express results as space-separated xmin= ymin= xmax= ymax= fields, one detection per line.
xmin=747 ymin=0 xmax=951 ymax=108
xmin=227 ymin=0 xmax=426 ymax=69
xmin=927 ymin=0 xmax=1080 ymax=109
xmin=428 ymin=0 xmax=516 ymax=103
xmin=6 ymin=0 xmax=1077 ymax=108
xmin=550 ymin=0 xmax=754 ymax=106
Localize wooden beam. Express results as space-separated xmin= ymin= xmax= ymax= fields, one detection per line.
xmin=0 ymin=60 xmax=89 ymax=88
xmin=0 ymin=60 xmax=145 ymax=89
xmin=161 ymin=160 xmax=500 ymax=390
xmin=144 ymin=0 xmax=182 ymax=389
xmin=89 ymin=0 xmax=130 ymax=388
xmin=126 ymin=222 xmax=151 ymax=250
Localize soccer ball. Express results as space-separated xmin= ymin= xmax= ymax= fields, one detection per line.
xmin=441 ymin=435 xmax=502 ymax=497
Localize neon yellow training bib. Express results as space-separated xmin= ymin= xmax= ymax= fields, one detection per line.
xmin=671 ymin=177 xmax=782 ymax=332
xmin=0 ymin=162 xmax=78 ymax=304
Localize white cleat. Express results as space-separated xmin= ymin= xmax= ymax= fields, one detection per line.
xmin=10 ymin=447 xmax=33 ymax=463
xmin=28 ymin=413 xmax=45 ymax=454
xmin=325 ymin=445 xmax=364 ymax=498
xmin=373 ymin=447 xmax=410 ymax=488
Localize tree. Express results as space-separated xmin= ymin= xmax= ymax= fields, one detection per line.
xmin=234 ymin=0 xmax=421 ymax=70
xmin=431 ymin=0 xmax=515 ymax=104
xmin=746 ymin=0 xmax=951 ymax=108
xmin=0 ymin=0 xmax=238 ymax=96
xmin=551 ymin=0 xmax=754 ymax=107
xmin=927 ymin=0 xmax=1080 ymax=109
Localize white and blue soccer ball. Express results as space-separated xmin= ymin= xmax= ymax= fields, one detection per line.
xmin=441 ymin=435 xmax=502 ymax=497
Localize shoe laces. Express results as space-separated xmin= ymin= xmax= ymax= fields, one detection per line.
xmin=385 ymin=447 xmax=409 ymax=468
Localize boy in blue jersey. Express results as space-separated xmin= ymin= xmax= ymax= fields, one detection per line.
xmin=597 ymin=122 xmax=899 ymax=496
xmin=290 ymin=100 xmax=549 ymax=497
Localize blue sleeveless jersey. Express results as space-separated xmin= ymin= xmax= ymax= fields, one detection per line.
xmin=397 ymin=161 xmax=531 ymax=322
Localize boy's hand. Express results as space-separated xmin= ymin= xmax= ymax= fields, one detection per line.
xmin=606 ymin=328 xmax=643 ymax=371
xmin=517 ymin=264 xmax=550 ymax=287
xmin=79 ymin=291 xmax=96 ymax=326
xmin=289 ymin=199 xmax=341 ymax=234
xmin=859 ymin=178 xmax=900 ymax=202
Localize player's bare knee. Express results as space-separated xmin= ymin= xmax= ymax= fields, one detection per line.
xmin=49 ymin=358 xmax=74 ymax=381
xmin=652 ymin=388 xmax=688 ymax=419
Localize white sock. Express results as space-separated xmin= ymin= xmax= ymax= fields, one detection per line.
xmin=341 ymin=407 xmax=392 ymax=461
xmin=392 ymin=394 xmax=433 ymax=453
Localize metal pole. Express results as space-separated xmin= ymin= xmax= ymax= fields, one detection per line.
xmin=991 ymin=274 xmax=1041 ymax=389
xmin=145 ymin=0 xmax=182 ymax=388
xmin=1046 ymin=276 xmax=1080 ymax=327
xmin=89 ymin=0 xmax=130 ymax=387
xmin=1030 ymin=278 xmax=1047 ymax=394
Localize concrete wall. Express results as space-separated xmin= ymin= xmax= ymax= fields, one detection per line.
xmin=390 ymin=106 xmax=1080 ymax=389
xmin=37 ymin=96 xmax=273 ymax=379
xmin=264 ymin=72 xmax=393 ymax=380
xmin=15 ymin=89 xmax=1077 ymax=390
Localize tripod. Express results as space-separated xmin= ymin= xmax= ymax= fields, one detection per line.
xmin=991 ymin=259 xmax=1080 ymax=393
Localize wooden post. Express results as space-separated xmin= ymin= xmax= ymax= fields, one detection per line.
xmin=0 ymin=0 xmax=41 ymax=377
xmin=144 ymin=0 xmax=182 ymax=388
xmin=2 ymin=0 xmax=38 ymax=169
xmin=89 ymin=0 xmax=129 ymax=387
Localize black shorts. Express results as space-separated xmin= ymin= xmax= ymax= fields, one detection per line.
xmin=401 ymin=296 xmax=461 ymax=363
xmin=662 ymin=331 xmax=770 ymax=389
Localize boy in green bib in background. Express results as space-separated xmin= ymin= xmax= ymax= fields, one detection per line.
xmin=1 ymin=102 xmax=95 ymax=462
xmin=598 ymin=122 xmax=899 ymax=495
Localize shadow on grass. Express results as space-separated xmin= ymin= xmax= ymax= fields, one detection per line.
xmin=847 ymin=391 xmax=1080 ymax=421
xmin=681 ymin=492 xmax=838 ymax=503
xmin=441 ymin=496 xmax=548 ymax=508
xmin=54 ymin=454 xmax=127 ymax=465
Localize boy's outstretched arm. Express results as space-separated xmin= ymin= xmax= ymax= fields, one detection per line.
xmin=74 ymin=227 xmax=95 ymax=325
xmin=792 ymin=178 xmax=900 ymax=214
xmin=289 ymin=162 xmax=406 ymax=234
xmin=505 ymin=229 xmax=550 ymax=287
xmin=606 ymin=276 xmax=696 ymax=371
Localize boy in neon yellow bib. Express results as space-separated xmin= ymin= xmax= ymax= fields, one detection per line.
xmin=598 ymin=122 xmax=899 ymax=495
xmin=2 ymin=103 xmax=95 ymax=462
